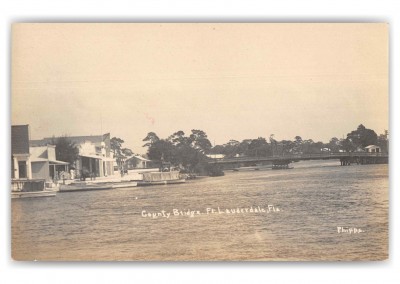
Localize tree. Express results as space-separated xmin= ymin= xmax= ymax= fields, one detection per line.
xmin=51 ymin=136 xmax=79 ymax=167
xmin=311 ymin=141 xmax=324 ymax=153
xmin=302 ymin=139 xmax=314 ymax=154
xmin=376 ymin=130 xmax=389 ymax=153
xmin=189 ymin=129 xmax=212 ymax=153
xmin=340 ymin=138 xmax=354 ymax=152
xmin=281 ymin=140 xmax=295 ymax=155
xmin=345 ymin=124 xmax=378 ymax=150
xmin=143 ymin=129 xmax=212 ymax=173
xmin=142 ymin=132 xmax=160 ymax=147
xmin=328 ymin=137 xmax=340 ymax=152
xmin=176 ymin=144 xmax=202 ymax=171
xmin=235 ymin=139 xmax=252 ymax=157
xmin=110 ymin=137 xmax=133 ymax=171
xmin=167 ymin=130 xmax=188 ymax=146
xmin=269 ymin=134 xmax=277 ymax=156
xmin=247 ymin=137 xmax=270 ymax=157
xmin=121 ymin=148 xmax=133 ymax=157
xmin=294 ymin=136 xmax=303 ymax=144
xmin=208 ymin=144 xmax=225 ymax=155
xmin=227 ymin=139 xmax=240 ymax=147
xmin=147 ymin=139 xmax=178 ymax=166
xmin=293 ymin=136 xmax=303 ymax=154
xmin=110 ymin=137 xmax=125 ymax=157
xmin=204 ymin=163 xmax=224 ymax=177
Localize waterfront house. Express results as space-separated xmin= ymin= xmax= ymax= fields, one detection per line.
xmin=365 ymin=145 xmax=381 ymax=153
xmin=125 ymin=155 xmax=152 ymax=169
xmin=30 ymin=145 xmax=69 ymax=182
xmin=11 ymin=125 xmax=49 ymax=193
xmin=11 ymin=125 xmax=32 ymax=179
xmin=31 ymin=133 xmax=115 ymax=178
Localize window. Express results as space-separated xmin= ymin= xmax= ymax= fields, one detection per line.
xmin=18 ymin=161 xmax=27 ymax=178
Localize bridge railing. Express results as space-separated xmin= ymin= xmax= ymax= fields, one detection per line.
xmin=207 ymin=152 xmax=388 ymax=163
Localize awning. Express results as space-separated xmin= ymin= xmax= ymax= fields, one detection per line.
xmin=31 ymin=158 xmax=69 ymax=165
xmin=49 ymin=160 xmax=69 ymax=165
xmin=79 ymin=154 xmax=103 ymax=160
xmin=30 ymin=158 xmax=49 ymax=163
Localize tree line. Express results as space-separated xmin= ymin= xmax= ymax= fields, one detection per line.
xmin=141 ymin=124 xmax=388 ymax=173
xmin=209 ymin=125 xmax=388 ymax=158
xmin=50 ymin=124 xmax=388 ymax=176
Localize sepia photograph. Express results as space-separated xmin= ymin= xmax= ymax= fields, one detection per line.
xmin=11 ymin=23 xmax=388 ymax=261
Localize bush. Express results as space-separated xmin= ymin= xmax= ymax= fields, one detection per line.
xmin=205 ymin=164 xmax=225 ymax=177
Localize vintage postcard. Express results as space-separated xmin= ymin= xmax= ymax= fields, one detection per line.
xmin=11 ymin=23 xmax=388 ymax=261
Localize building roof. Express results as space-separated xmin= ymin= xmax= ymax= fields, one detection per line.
xmin=206 ymin=154 xmax=225 ymax=159
xmin=12 ymin=125 xmax=30 ymax=154
xmin=365 ymin=145 xmax=380 ymax=149
xmin=79 ymin=154 xmax=103 ymax=160
xmin=49 ymin=160 xmax=69 ymax=165
xmin=126 ymin=155 xmax=151 ymax=162
xmin=31 ymin=157 xmax=69 ymax=165
xmin=30 ymin=133 xmax=109 ymax=146
xmin=64 ymin=135 xmax=104 ymax=144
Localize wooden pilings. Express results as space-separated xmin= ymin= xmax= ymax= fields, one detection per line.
xmin=340 ymin=158 xmax=351 ymax=166
xmin=339 ymin=157 xmax=359 ymax=166
xmin=272 ymin=159 xmax=291 ymax=169
xmin=340 ymin=156 xmax=388 ymax=166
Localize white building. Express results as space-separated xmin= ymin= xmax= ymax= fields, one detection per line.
xmin=206 ymin=154 xmax=225 ymax=160
xmin=365 ymin=145 xmax=381 ymax=153
xmin=125 ymin=155 xmax=152 ymax=169
xmin=30 ymin=145 xmax=69 ymax=181
xmin=30 ymin=133 xmax=115 ymax=178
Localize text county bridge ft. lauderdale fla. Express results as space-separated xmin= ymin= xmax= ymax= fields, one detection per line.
xmin=207 ymin=152 xmax=389 ymax=169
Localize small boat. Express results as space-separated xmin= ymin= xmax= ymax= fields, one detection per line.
xmin=111 ymin=182 xmax=138 ymax=189
xmin=60 ymin=181 xmax=139 ymax=192
xmin=12 ymin=189 xmax=57 ymax=199
xmin=137 ymin=171 xmax=186 ymax=187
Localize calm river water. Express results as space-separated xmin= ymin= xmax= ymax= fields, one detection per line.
xmin=12 ymin=161 xmax=388 ymax=261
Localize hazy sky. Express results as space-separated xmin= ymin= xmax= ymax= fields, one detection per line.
xmin=12 ymin=23 xmax=388 ymax=153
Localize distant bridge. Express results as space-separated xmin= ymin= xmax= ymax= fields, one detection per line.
xmin=207 ymin=152 xmax=388 ymax=168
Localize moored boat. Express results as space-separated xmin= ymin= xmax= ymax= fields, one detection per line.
xmin=137 ymin=171 xmax=186 ymax=187
xmin=59 ymin=181 xmax=138 ymax=192
xmin=272 ymin=164 xmax=294 ymax=170
xmin=12 ymin=189 xmax=58 ymax=199
xmin=12 ymin=179 xmax=58 ymax=199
